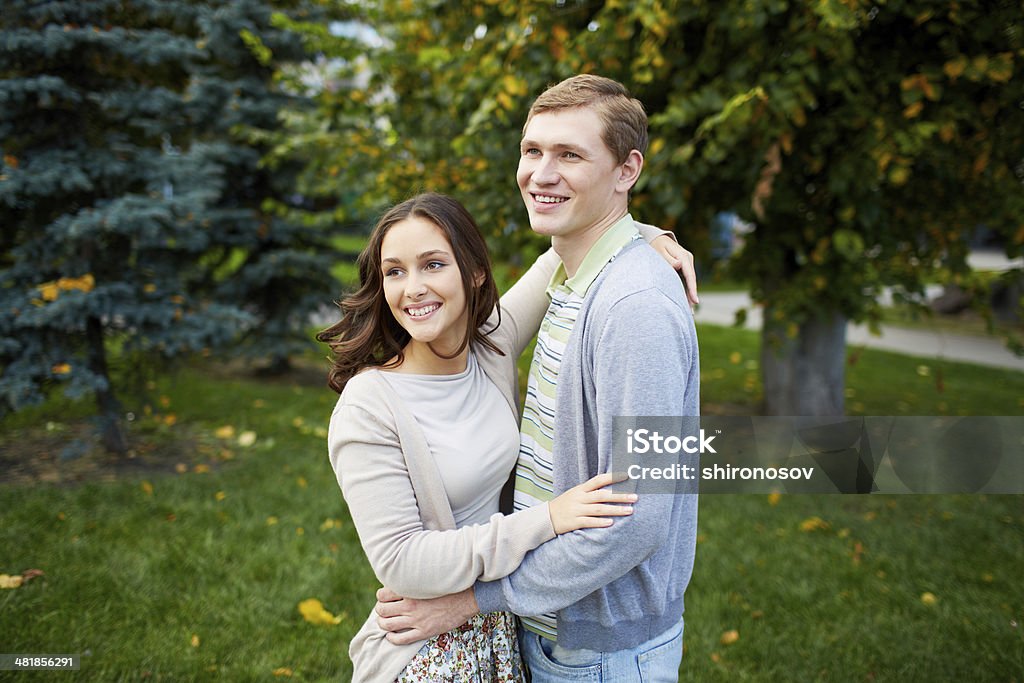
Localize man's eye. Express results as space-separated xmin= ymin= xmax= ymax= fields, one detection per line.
xmin=524 ymin=148 xmax=541 ymax=156
xmin=563 ymin=151 xmax=580 ymax=159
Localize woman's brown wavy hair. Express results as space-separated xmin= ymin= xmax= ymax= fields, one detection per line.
xmin=316 ymin=193 xmax=504 ymax=394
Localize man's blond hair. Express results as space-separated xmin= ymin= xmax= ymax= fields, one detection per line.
xmin=524 ymin=74 xmax=648 ymax=164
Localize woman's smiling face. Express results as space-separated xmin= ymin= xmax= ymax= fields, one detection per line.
xmin=380 ymin=216 xmax=471 ymax=356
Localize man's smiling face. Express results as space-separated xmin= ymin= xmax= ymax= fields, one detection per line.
xmin=517 ymin=106 xmax=631 ymax=241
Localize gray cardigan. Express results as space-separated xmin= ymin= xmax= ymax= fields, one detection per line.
xmin=474 ymin=237 xmax=701 ymax=651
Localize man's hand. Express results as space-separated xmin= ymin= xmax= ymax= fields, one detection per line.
xmin=375 ymin=587 xmax=479 ymax=645
xmin=651 ymin=234 xmax=699 ymax=306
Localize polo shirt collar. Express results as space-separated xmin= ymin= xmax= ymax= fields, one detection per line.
xmin=546 ymin=214 xmax=639 ymax=297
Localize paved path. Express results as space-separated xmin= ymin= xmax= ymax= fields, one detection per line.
xmin=693 ymin=291 xmax=1024 ymax=372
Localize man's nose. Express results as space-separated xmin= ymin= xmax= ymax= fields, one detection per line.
xmin=532 ymin=154 xmax=560 ymax=185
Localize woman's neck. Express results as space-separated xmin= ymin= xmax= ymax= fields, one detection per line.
xmin=389 ymin=340 xmax=469 ymax=375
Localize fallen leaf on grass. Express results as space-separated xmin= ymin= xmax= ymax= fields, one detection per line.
xmin=141 ymin=481 xmax=154 ymax=496
xmin=0 ymin=574 xmax=24 ymax=589
xmin=920 ymin=592 xmax=938 ymax=606
xmin=319 ymin=518 xmax=343 ymax=532
xmin=767 ymin=492 xmax=781 ymax=506
xmin=214 ymin=425 xmax=235 ymax=439
xmin=720 ymin=629 xmax=740 ymax=645
xmin=238 ymin=431 xmax=257 ymax=447
xmin=191 ymin=634 xmax=200 ymax=648
xmin=273 ymin=668 xmax=293 ymax=677
xmin=799 ymin=516 xmax=830 ymax=532
xmin=298 ymin=598 xmax=343 ymax=626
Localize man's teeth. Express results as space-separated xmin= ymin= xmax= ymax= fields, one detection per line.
xmin=407 ymin=303 xmax=440 ymax=318
xmin=535 ymin=195 xmax=567 ymax=204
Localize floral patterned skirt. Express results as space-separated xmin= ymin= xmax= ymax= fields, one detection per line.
xmin=395 ymin=611 xmax=525 ymax=683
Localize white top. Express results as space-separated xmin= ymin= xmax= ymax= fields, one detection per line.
xmin=382 ymin=352 xmax=520 ymax=527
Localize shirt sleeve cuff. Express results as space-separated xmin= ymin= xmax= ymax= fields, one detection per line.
xmin=474 ymin=577 xmax=508 ymax=614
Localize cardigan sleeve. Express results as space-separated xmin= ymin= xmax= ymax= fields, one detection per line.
xmin=328 ymin=400 xmax=556 ymax=600
xmin=491 ymin=248 xmax=560 ymax=359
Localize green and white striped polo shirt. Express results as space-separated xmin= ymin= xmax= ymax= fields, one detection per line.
xmin=513 ymin=215 xmax=640 ymax=640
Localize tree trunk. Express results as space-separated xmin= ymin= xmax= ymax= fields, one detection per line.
xmin=761 ymin=307 xmax=847 ymax=416
xmin=86 ymin=315 xmax=128 ymax=455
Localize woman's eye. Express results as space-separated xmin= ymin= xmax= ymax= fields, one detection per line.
xmin=384 ymin=268 xmax=402 ymax=278
xmin=425 ymin=261 xmax=445 ymax=271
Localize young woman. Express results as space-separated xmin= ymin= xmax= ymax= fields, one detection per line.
xmin=318 ymin=193 xmax=686 ymax=682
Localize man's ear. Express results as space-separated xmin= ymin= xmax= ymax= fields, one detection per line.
xmin=616 ymin=149 xmax=644 ymax=193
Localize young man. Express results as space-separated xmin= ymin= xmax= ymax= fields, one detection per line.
xmin=376 ymin=75 xmax=700 ymax=682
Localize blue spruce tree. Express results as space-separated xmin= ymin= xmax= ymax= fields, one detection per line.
xmin=0 ymin=0 xmax=333 ymax=452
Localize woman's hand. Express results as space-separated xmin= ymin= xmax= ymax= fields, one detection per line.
xmin=548 ymin=472 xmax=638 ymax=535
xmin=651 ymin=234 xmax=699 ymax=306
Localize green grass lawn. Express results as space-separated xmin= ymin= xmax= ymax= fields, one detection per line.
xmin=2 ymin=326 xmax=1022 ymax=681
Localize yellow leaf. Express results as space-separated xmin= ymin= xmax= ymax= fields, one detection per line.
xmin=238 ymin=431 xmax=257 ymax=447
xmin=266 ymin=516 xmax=279 ymax=526
xmin=175 ymin=463 xmax=187 ymax=474
xmin=51 ymin=363 xmax=71 ymax=375
xmin=141 ymin=481 xmax=154 ymax=496
xmin=58 ymin=274 xmax=95 ymax=293
xmin=888 ymin=166 xmax=910 ymax=186
xmin=799 ymin=516 xmax=830 ymax=532
xmin=720 ymin=629 xmax=740 ymax=645
xmin=215 ymin=425 xmax=235 ymax=439
xmin=767 ymin=492 xmax=781 ymax=506
xmin=38 ymin=282 xmax=59 ymax=301
xmin=144 ymin=283 xmax=157 ymax=293
xmin=320 ymin=518 xmax=343 ymax=532
xmin=0 ymin=574 xmax=24 ymax=589
xmin=273 ymin=668 xmax=293 ymax=678
xmin=902 ymin=101 xmax=924 ymax=119
xmin=3 ymin=154 xmax=18 ymax=168
xmin=943 ymin=57 xmax=966 ymax=79
xmin=194 ymin=464 xmax=211 ymax=474
xmin=920 ymin=592 xmax=938 ymax=606
xmin=292 ymin=417 xmax=304 ymax=427
xmin=298 ymin=598 xmax=343 ymax=626
xmin=729 ymin=352 xmax=742 ymax=364
xmin=164 ymin=414 xmax=177 ymax=426
xmin=215 ymin=491 xmax=226 ymax=501
xmin=297 ymin=477 xmax=308 ymax=489
xmin=191 ymin=634 xmax=200 ymax=647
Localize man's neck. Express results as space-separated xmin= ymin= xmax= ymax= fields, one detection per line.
xmin=553 ymin=210 xmax=629 ymax=279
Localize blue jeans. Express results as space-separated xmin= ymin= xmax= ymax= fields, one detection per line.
xmin=519 ymin=619 xmax=684 ymax=682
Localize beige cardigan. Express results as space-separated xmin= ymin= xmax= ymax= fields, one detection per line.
xmin=328 ymin=249 xmax=560 ymax=683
